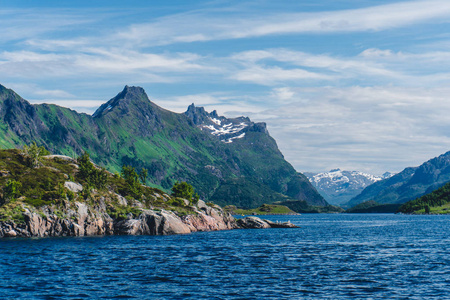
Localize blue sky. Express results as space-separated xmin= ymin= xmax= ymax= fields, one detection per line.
xmin=2 ymin=0 xmax=450 ymax=174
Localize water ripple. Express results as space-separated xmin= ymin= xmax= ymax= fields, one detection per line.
xmin=0 ymin=214 xmax=449 ymax=299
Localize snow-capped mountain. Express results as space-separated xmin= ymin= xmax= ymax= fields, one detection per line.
xmin=304 ymin=169 xmax=393 ymax=206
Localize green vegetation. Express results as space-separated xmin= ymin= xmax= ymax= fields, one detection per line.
xmin=77 ymin=152 xmax=107 ymax=190
xmin=1 ymin=179 xmax=22 ymax=204
xmin=171 ymin=181 xmax=200 ymax=205
xmin=0 ymin=147 xmax=205 ymax=225
xmin=345 ymin=200 xmax=401 ymax=213
xmin=106 ymin=204 xmax=142 ymax=221
xmin=120 ymin=165 xmax=143 ymax=199
xmin=224 ymin=204 xmax=297 ymax=215
xmin=398 ymin=181 xmax=450 ymax=214
xmin=276 ymin=200 xmax=344 ymax=213
xmin=0 ymin=148 xmax=76 ymax=216
xmin=21 ymin=142 xmax=50 ymax=168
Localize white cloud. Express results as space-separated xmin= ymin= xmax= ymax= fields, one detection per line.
xmin=0 ymin=48 xmax=210 ymax=82
xmin=114 ymin=0 xmax=450 ymax=46
xmin=74 ymin=49 xmax=208 ymax=73
xmin=245 ymin=86 xmax=450 ymax=174
xmin=230 ymin=47 xmax=450 ymax=87
xmin=0 ymin=8 xmax=100 ymax=42
xmin=232 ymin=65 xmax=331 ymax=85
xmin=154 ymin=92 xmax=265 ymax=117
xmin=33 ymin=89 xmax=75 ymax=98
xmin=29 ymin=99 xmax=104 ymax=113
xmin=271 ymin=87 xmax=295 ymax=102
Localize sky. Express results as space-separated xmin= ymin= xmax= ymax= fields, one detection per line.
xmin=2 ymin=0 xmax=450 ymax=175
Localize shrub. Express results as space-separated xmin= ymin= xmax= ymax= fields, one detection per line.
xmin=21 ymin=142 xmax=49 ymax=168
xmin=139 ymin=168 xmax=148 ymax=184
xmin=121 ymin=165 xmax=142 ymax=199
xmin=2 ymin=179 xmax=22 ymax=204
xmin=77 ymin=152 xmax=107 ymax=189
xmin=171 ymin=181 xmax=199 ymax=205
xmin=67 ymin=190 xmax=75 ymax=201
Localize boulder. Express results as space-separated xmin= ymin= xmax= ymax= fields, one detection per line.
xmin=236 ymin=216 xmax=299 ymax=229
xmin=262 ymin=219 xmax=299 ymax=228
xmin=236 ymin=216 xmax=271 ymax=229
xmin=4 ymin=230 xmax=17 ymax=237
xmin=64 ymin=181 xmax=83 ymax=193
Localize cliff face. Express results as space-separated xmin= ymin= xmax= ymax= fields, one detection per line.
xmin=0 ymin=200 xmax=236 ymax=238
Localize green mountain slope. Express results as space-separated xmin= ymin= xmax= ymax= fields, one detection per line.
xmin=346 ymin=151 xmax=450 ymax=207
xmin=397 ymin=181 xmax=450 ymax=214
xmin=345 ymin=200 xmax=401 ymax=213
xmin=0 ymin=84 xmax=326 ymax=208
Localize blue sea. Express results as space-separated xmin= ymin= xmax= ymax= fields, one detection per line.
xmin=0 ymin=214 xmax=449 ymax=299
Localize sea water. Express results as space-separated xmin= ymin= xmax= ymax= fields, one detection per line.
xmin=0 ymin=214 xmax=449 ymax=299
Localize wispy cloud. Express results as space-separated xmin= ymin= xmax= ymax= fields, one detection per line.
xmin=246 ymin=86 xmax=450 ymax=174
xmin=0 ymin=48 xmax=210 ymax=81
xmin=0 ymin=9 xmax=101 ymax=42
xmin=231 ymin=65 xmax=331 ymax=85
xmin=230 ymin=47 xmax=450 ymax=86
xmin=115 ymin=0 xmax=450 ymax=46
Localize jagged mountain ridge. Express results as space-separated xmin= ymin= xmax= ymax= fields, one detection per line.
xmin=305 ymin=169 xmax=393 ymax=206
xmin=185 ymin=104 xmax=263 ymax=144
xmin=347 ymin=151 xmax=450 ymax=207
xmin=0 ymin=84 xmax=326 ymax=208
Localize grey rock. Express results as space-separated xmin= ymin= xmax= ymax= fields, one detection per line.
xmin=64 ymin=181 xmax=83 ymax=193
xmin=262 ymin=219 xmax=299 ymax=228
xmin=236 ymin=216 xmax=299 ymax=229
xmin=42 ymin=155 xmax=76 ymax=163
xmin=236 ymin=216 xmax=271 ymax=229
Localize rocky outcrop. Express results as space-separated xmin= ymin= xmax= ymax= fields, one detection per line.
xmin=0 ymin=199 xmax=298 ymax=238
xmin=0 ymin=199 xmax=237 ymax=238
xmin=236 ymin=216 xmax=299 ymax=229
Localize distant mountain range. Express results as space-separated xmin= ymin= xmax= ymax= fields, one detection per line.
xmin=0 ymin=84 xmax=326 ymax=209
xmin=305 ymin=169 xmax=393 ymax=206
xmin=347 ymin=151 xmax=450 ymax=207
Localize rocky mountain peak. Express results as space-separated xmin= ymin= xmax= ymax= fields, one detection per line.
xmin=0 ymin=84 xmax=20 ymax=102
xmin=93 ymin=85 xmax=151 ymax=118
xmin=185 ymin=103 xmax=210 ymax=125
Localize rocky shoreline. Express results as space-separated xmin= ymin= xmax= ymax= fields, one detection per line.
xmin=0 ymin=200 xmax=298 ymax=238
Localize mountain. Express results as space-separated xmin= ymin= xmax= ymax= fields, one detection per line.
xmin=397 ymin=181 xmax=450 ymax=214
xmin=347 ymin=151 xmax=450 ymax=207
xmin=0 ymin=84 xmax=326 ymax=209
xmin=344 ymin=200 xmax=401 ymax=213
xmin=305 ymin=169 xmax=393 ymax=206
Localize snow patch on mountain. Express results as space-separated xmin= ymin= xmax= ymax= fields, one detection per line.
xmin=196 ymin=116 xmax=249 ymax=143
xmin=211 ymin=117 xmax=221 ymax=126
xmin=202 ymin=119 xmax=248 ymax=137
xmin=224 ymin=133 xmax=246 ymax=143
